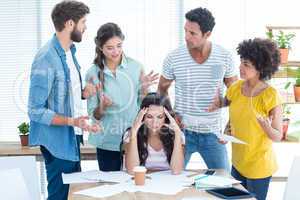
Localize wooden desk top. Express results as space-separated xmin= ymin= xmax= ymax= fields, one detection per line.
xmin=0 ymin=142 xmax=96 ymax=160
xmin=69 ymin=170 xmax=256 ymax=200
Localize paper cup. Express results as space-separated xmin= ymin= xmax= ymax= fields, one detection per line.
xmin=133 ymin=166 xmax=147 ymax=185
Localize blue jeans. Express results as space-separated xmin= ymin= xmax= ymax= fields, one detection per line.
xmin=96 ymin=148 xmax=121 ymax=171
xmin=231 ymin=166 xmax=271 ymax=200
xmin=184 ymin=129 xmax=229 ymax=171
xmin=40 ymin=146 xmax=81 ymax=200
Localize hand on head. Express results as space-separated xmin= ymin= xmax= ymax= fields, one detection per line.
xmin=162 ymin=108 xmax=181 ymax=134
xmin=131 ymin=107 xmax=148 ymax=135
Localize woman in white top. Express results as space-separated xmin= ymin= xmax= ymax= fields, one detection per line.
xmin=123 ymin=92 xmax=185 ymax=175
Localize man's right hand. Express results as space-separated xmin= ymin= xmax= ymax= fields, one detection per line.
xmin=206 ymin=87 xmax=222 ymax=112
xmin=72 ymin=116 xmax=90 ymax=131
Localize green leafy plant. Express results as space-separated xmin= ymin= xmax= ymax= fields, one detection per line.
xmin=275 ymin=30 xmax=295 ymax=49
xmin=282 ymin=104 xmax=291 ymax=119
xmin=295 ymin=68 xmax=300 ymax=87
xmin=266 ymin=30 xmax=274 ymax=40
xmin=17 ymin=122 xmax=29 ymax=135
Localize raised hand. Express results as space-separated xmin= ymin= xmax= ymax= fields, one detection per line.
xmin=83 ymin=76 xmax=102 ymax=99
xmin=163 ymin=108 xmax=181 ymax=134
xmin=140 ymin=70 xmax=159 ymax=92
xmin=131 ymin=107 xmax=148 ymax=136
xmin=100 ymin=93 xmax=113 ymax=108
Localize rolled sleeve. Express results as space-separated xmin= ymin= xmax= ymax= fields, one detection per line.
xmin=27 ymin=59 xmax=56 ymax=125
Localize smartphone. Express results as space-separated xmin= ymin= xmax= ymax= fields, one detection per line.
xmin=204 ymin=169 xmax=216 ymax=175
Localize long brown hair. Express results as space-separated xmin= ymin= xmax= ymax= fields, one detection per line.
xmin=121 ymin=93 xmax=177 ymax=166
xmin=93 ymin=23 xmax=125 ymax=89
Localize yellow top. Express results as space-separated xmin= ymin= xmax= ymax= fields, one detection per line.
xmin=226 ymin=80 xmax=282 ymax=179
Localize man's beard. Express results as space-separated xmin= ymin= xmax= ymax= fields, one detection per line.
xmin=71 ymin=26 xmax=82 ymax=42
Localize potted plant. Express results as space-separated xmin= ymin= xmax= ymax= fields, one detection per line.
xmin=275 ymin=30 xmax=295 ymax=64
xmin=294 ymin=68 xmax=300 ymax=102
xmin=282 ymin=104 xmax=291 ymax=140
xmin=17 ymin=122 xmax=29 ymax=146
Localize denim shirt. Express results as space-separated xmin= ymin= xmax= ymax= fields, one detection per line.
xmin=86 ymin=56 xmax=143 ymax=151
xmin=28 ymin=34 xmax=83 ymax=161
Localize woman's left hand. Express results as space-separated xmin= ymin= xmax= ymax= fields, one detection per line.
xmin=140 ymin=70 xmax=159 ymax=92
xmin=163 ymin=108 xmax=181 ymax=134
xmin=257 ymin=115 xmax=272 ymax=130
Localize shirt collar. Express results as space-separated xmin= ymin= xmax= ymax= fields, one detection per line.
xmin=103 ymin=54 xmax=128 ymax=75
xmin=52 ymin=34 xmax=77 ymax=58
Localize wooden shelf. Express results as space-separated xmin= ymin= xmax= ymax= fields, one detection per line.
xmin=273 ymin=67 xmax=299 ymax=78
xmin=266 ymin=26 xmax=300 ymax=30
xmin=279 ymin=92 xmax=300 ymax=104
xmin=281 ymin=61 xmax=300 ymax=67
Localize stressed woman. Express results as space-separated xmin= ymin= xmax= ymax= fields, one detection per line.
xmin=123 ymin=93 xmax=184 ymax=175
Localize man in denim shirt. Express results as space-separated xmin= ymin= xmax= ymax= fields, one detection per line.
xmin=28 ymin=1 xmax=99 ymax=199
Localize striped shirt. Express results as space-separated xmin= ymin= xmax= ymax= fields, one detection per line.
xmin=162 ymin=44 xmax=236 ymax=133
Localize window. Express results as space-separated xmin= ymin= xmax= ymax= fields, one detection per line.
xmin=0 ymin=0 xmax=182 ymax=141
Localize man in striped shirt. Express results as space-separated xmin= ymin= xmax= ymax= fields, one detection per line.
xmin=158 ymin=7 xmax=237 ymax=170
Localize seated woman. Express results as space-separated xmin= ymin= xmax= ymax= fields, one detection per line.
xmin=123 ymin=92 xmax=184 ymax=175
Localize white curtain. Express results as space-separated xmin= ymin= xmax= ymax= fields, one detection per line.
xmin=0 ymin=0 xmax=182 ymax=141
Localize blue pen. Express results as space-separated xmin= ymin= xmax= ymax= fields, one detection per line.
xmin=195 ymin=175 xmax=209 ymax=181
xmin=194 ymin=175 xmax=211 ymax=189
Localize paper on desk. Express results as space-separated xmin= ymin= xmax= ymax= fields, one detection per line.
xmin=125 ymin=179 xmax=185 ymax=195
xmin=75 ymin=171 xmax=190 ymax=198
xmin=194 ymin=175 xmax=241 ymax=187
xmin=74 ymin=184 xmax=124 ymax=198
xmin=75 ymin=179 xmax=185 ymax=198
xmin=62 ymin=170 xmax=132 ymax=184
xmin=216 ymin=134 xmax=247 ymax=144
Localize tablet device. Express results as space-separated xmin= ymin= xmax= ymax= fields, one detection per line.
xmin=206 ymin=187 xmax=255 ymax=199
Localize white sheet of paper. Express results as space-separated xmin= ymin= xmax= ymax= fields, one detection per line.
xmin=194 ymin=175 xmax=241 ymax=187
xmin=63 ymin=170 xmax=132 ymax=184
xmin=216 ymin=134 xmax=247 ymax=144
xmin=75 ymin=170 xmax=191 ymax=198
xmin=75 ymin=184 xmax=125 ymax=198
xmin=123 ymin=179 xmax=185 ymax=195
xmin=0 ymin=168 xmax=31 ymax=200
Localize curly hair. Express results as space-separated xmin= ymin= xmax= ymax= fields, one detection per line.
xmin=237 ymin=38 xmax=280 ymax=80
xmin=121 ymin=93 xmax=177 ymax=166
xmin=185 ymin=7 xmax=215 ymax=34
xmin=51 ymin=0 xmax=89 ymax=32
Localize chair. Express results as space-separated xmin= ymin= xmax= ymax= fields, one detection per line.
xmin=0 ymin=168 xmax=31 ymax=200
xmin=283 ymin=156 xmax=300 ymax=200
xmin=0 ymin=156 xmax=41 ymax=200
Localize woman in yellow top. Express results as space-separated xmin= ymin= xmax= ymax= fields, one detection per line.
xmin=209 ymin=38 xmax=282 ymax=200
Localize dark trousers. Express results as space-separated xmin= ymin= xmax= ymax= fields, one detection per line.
xmin=231 ymin=166 xmax=271 ymax=200
xmin=40 ymin=146 xmax=81 ymax=200
xmin=96 ymin=148 xmax=121 ymax=171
